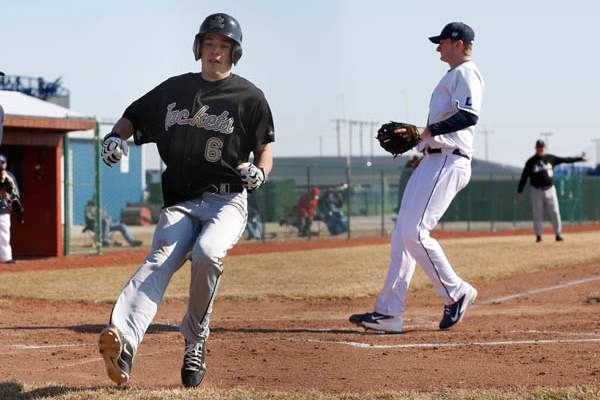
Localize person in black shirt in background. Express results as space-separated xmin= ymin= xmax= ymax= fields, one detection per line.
xmin=517 ymin=139 xmax=586 ymax=242
xmin=96 ymin=13 xmax=274 ymax=388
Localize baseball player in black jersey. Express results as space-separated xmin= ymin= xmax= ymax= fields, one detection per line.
xmin=97 ymin=13 xmax=274 ymax=388
xmin=517 ymin=139 xmax=586 ymax=242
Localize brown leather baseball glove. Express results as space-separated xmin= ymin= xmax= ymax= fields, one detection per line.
xmin=376 ymin=121 xmax=421 ymax=157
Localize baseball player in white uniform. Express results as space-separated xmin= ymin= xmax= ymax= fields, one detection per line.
xmin=350 ymin=22 xmax=484 ymax=332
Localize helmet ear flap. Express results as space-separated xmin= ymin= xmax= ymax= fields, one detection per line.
xmin=193 ymin=34 xmax=202 ymax=61
xmin=232 ymin=44 xmax=242 ymax=65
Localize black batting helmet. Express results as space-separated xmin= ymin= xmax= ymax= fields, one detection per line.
xmin=193 ymin=13 xmax=243 ymax=65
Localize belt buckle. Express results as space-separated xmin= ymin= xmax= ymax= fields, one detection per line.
xmin=219 ymin=183 xmax=230 ymax=194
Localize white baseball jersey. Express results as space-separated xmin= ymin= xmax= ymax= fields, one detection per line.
xmin=418 ymin=60 xmax=484 ymax=157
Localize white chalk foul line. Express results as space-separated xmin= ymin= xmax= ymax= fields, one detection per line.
xmin=307 ymin=337 xmax=600 ymax=350
xmin=480 ymin=275 xmax=600 ymax=305
xmin=11 ymin=343 xmax=90 ymax=350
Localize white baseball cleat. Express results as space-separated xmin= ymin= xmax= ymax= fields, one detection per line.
xmin=349 ymin=311 xmax=403 ymax=333
xmin=439 ymin=283 xmax=478 ymax=330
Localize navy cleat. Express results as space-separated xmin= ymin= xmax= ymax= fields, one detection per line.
xmin=349 ymin=311 xmax=403 ymax=333
xmin=439 ymin=284 xmax=478 ymax=330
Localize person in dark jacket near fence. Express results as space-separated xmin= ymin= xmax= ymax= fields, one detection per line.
xmin=517 ymin=139 xmax=586 ymax=242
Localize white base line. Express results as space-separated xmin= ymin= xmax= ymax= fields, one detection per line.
xmin=307 ymin=337 xmax=600 ymax=350
xmin=480 ymin=275 xmax=600 ymax=305
xmin=10 ymin=343 xmax=89 ymax=350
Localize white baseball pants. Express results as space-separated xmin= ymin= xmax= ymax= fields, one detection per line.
xmin=375 ymin=152 xmax=472 ymax=316
xmin=0 ymin=213 xmax=12 ymax=262
xmin=109 ymin=192 xmax=247 ymax=354
xmin=530 ymin=186 xmax=561 ymax=236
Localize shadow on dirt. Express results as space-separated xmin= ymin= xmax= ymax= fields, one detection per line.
xmin=0 ymin=381 xmax=123 ymax=400
xmin=1 ymin=323 xmax=425 ymax=336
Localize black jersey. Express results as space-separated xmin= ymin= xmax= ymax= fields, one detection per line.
xmin=123 ymin=73 xmax=275 ymax=207
xmin=517 ymin=154 xmax=584 ymax=193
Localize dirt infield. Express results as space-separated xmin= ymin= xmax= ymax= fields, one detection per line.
xmin=1 ymin=261 xmax=599 ymax=392
xmin=2 ymin=222 xmax=600 ymax=273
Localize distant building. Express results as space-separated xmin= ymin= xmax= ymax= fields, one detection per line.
xmin=268 ymin=155 xmax=521 ymax=187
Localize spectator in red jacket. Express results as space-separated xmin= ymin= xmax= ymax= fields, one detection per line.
xmin=296 ymin=187 xmax=320 ymax=237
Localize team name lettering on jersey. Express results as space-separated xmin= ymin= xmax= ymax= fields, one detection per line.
xmin=165 ymin=102 xmax=234 ymax=134
xmin=533 ymin=161 xmax=553 ymax=177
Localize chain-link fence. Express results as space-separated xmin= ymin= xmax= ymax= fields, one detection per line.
xmin=250 ymin=167 xmax=600 ymax=241
xmin=65 ymin=121 xmax=148 ymax=255
xmin=64 ymin=136 xmax=600 ymax=254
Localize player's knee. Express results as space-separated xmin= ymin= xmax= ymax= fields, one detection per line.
xmin=399 ymin=223 xmax=420 ymax=244
xmin=191 ymin=240 xmax=222 ymax=266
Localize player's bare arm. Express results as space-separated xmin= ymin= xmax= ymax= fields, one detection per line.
xmin=111 ymin=118 xmax=134 ymax=141
xmin=254 ymin=143 xmax=273 ymax=176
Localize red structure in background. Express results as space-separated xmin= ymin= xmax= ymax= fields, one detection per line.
xmin=3 ymin=115 xmax=96 ymax=257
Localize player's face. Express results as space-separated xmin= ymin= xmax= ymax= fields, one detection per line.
xmin=201 ymin=33 xmax=233 ymax=79
xmin=436 ymin=39 xmax=453 ymax=62
xmin=536 ymin=146 xmax=545 ymax=156
xmin=436 ymin=39 xmax=463 ymax=65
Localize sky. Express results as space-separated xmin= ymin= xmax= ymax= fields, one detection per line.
xmin=2 ymin=0 xmax=600 ymax=168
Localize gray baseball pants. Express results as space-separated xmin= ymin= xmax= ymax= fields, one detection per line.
xmin=531 ymin=186 xmax=561 ymax=236
xmin=109 ymin=191 xmax=247 ymax=354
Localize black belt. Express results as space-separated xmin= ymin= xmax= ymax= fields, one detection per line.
xmin=208 ymin=183 xmax=244 ymax=194
xmin=191 ymin=183 xmax=244 ymax=197
xmin=425 ymin=147 xmax=470 ymax=160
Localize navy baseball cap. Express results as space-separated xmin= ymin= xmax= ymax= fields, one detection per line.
xmin=0 ymin=72 xmax=4 ymax=76
xmin=535 ymin=139 xmax=545 ymax=148
xmin=429 ymin=22 xmax=475 ymax=44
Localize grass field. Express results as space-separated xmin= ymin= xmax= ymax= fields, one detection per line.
xmin=2 ymin=382 xmax=600 ymax=400
xmin=2 ymin=232 xmax=600 ymax=303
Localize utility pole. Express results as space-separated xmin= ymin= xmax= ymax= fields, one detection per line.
xmin=358 ymin=121 xmax=365 ymax=158
xmin=330 ymin=118 xmax=346 ymax=157
xmin=479 ymin=128 xmax=493 ymax=161
xmin=319 ymin=136 xmax=323 ymax=157
xmin=348 ymin=120 xmax=358 ymax=166
xmin=540 ymin=131 xmax=554 ymax=148
xmin=368 ymin=121 xmax=378 ymax=162
xmin=592 ymin=138 xmax=600 ymax=166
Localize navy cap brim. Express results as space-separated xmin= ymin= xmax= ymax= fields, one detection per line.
xmin=429 ymin=36 xmax=441 ymax=44
xmin=0 ymin=72 xmax=4 ymax=76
